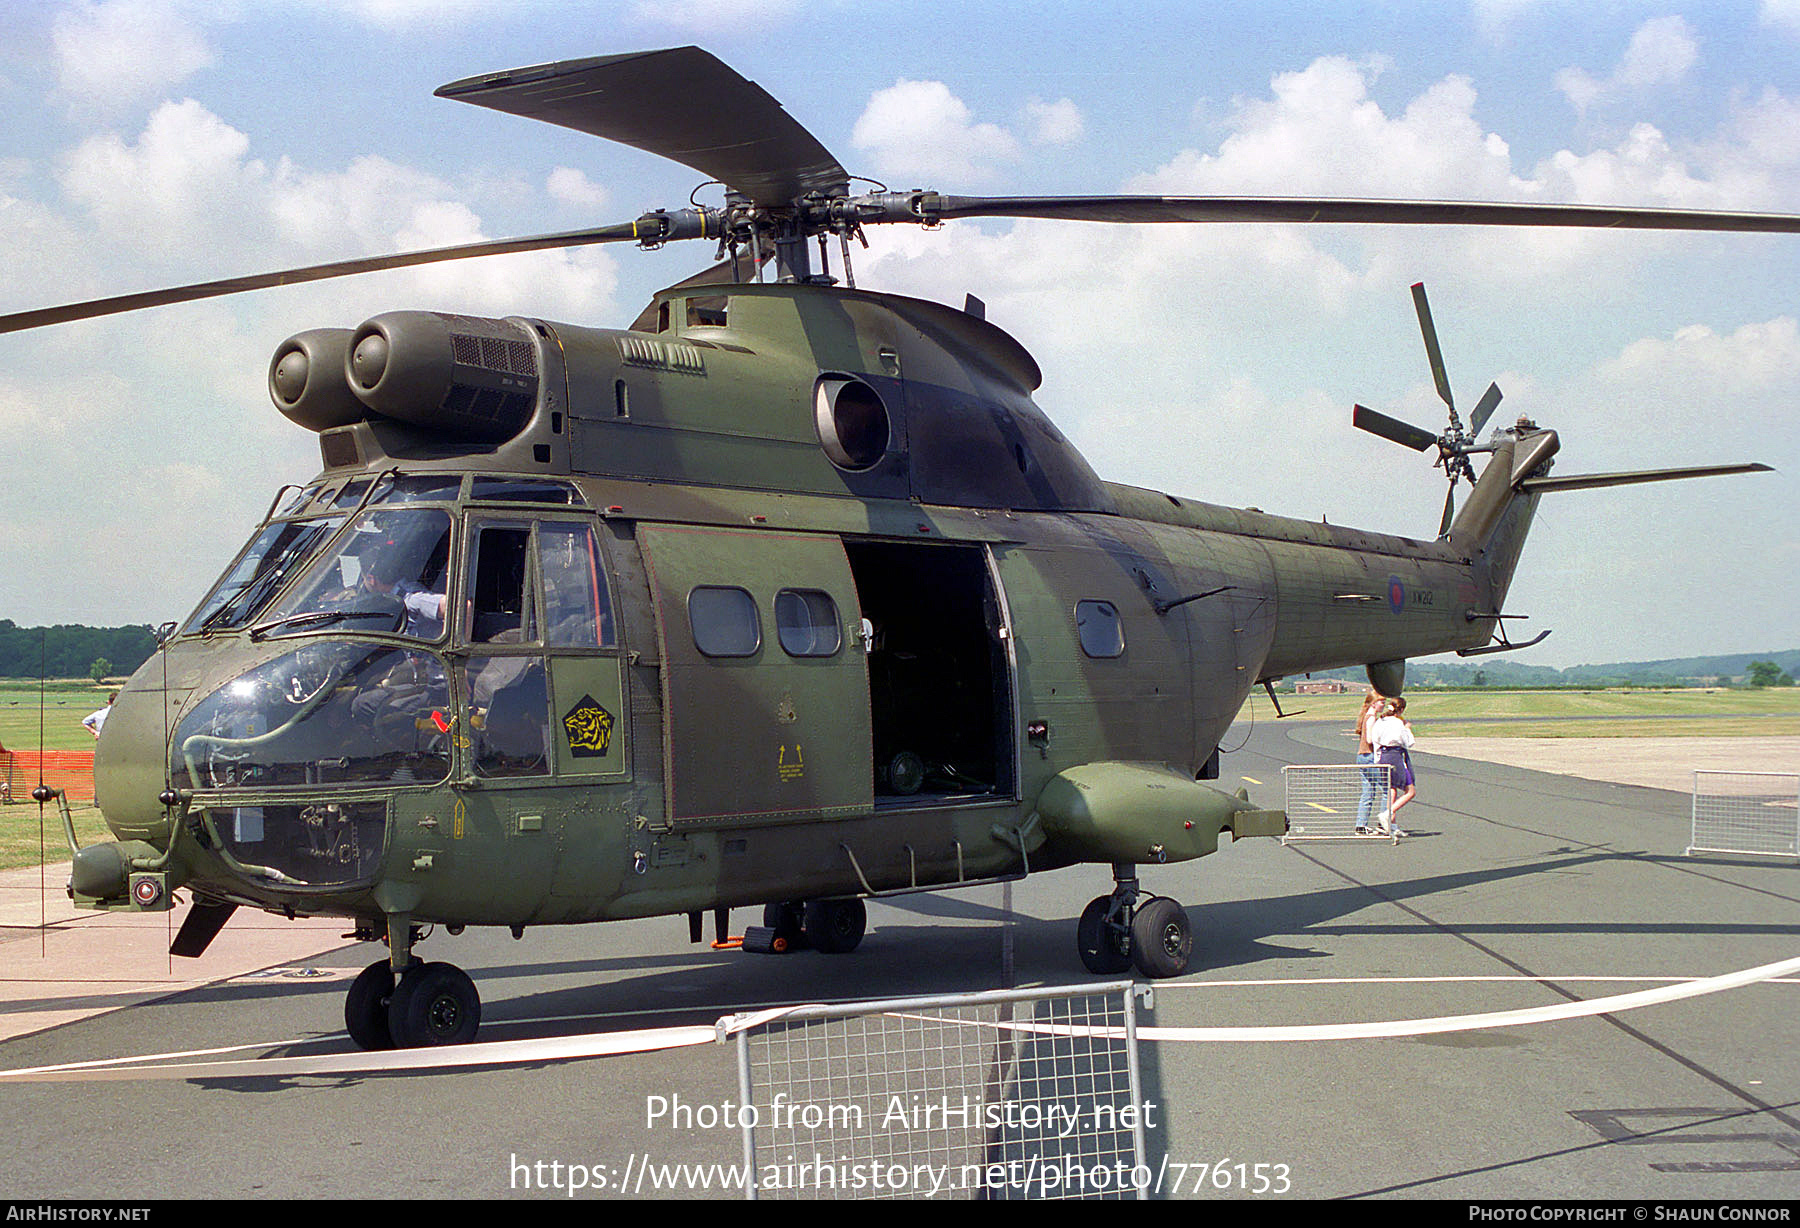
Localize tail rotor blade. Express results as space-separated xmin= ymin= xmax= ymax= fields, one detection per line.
xmin=1353 ymin=404 xmax=1439 ymax=453
xmin=1469 ymin=382 xmax=1504 ymax=438
xmin=1411 ymin=282 xmax=1455 ymax=415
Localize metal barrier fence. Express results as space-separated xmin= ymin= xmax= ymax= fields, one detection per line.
xmin=1688 ymin=771 xmax=1800 ymax=861
xmin=1281 ymin=763 xmax=1394 ymax=842
xmin=723 ymin=982 xmax=1151 ymax=1200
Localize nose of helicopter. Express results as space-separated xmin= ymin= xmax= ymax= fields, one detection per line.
xmin=91 ymin=675 xmax=185 ymax=848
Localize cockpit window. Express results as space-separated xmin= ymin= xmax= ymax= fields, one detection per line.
xmin=273 ymin=484 xmax=322 ymax=518
xmin=258 ymin=508 xmax=453 ymax=642
xmin=467 ymin=478 xmax=584 ymax=506
xmin=330 ymin=478 xmax=375 ymax=509
xmin=182 ymin=516 xmax=346 ymax=636
xmin=172 ymin=642 xmax=451 ymax=794
xmin=370 ymin=474 xmax=464 ymax=504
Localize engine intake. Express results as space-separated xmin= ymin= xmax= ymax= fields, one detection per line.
xmin=346 ymin=311 xmax=541 ymax=444
xmin=269 ymin=328 xmax=365 ymax=432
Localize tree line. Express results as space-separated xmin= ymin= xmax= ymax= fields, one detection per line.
xmin=0 ymin=620 xmax=158 ymax=680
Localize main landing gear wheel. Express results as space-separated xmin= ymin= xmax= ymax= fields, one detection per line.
xmin=1077 ymin=896 xmax=1132 ymax=974
xmin=345 ymin=960 xmax=396 ymax=1050
xmin=387 ymin=961 xmax=481 ymax=1047
xmin=803 ymin=898 xmax=866 ymax=954
xmin=761 ymin=901 xmax=809 ymax=952
xmin=1129 ymin=896 xmax=1192 ymax=979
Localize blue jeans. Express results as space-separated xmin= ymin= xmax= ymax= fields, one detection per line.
xmin=1356 ymin=752 xmax=1381 ymax=828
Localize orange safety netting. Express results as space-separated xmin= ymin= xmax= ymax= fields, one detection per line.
xmin=0 ymin=750 xmax=96 ymax=802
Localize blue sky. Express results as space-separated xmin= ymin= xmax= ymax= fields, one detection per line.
xmin=0 ymin=0 xmax=1795 ymax=668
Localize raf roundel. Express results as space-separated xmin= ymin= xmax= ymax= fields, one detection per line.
xmin=1387 ymin=576 xmax=1407 ymax=615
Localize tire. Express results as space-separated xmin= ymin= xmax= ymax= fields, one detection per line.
xmin=344 ymin=960 xmax=396 ymax=1051
xmin=387 ymin=961 xmax=481 ymax=1047
xmin=803 ymin=898 xmax=866 ymax=954
xmin=1077 ymin=895 xmax=1132 ymax=974
xmin=1129 ymin=896 xmax=1192 ymax=978
xmin=763 ymin=900 xmax=808 ymax=951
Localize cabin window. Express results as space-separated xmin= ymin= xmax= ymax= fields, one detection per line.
xmin=775 ymin=588 xmax=841 ymax=657
xmin=1075 ymin=600 xmax=1125 ymax=659
xmin=539 ymin=521 xmax=615 ymax=648
xmin=689 ymin=586 xmax=760 ymax=657
xmin=686 ymin=295 xmax=728 ymax=328
xmin=466 ymin=521 xmax=536 ymax=644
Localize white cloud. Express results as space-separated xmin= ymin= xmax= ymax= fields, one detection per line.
xmin=308 ymin=0 xmax=499 ymax=29
xmin=1022 ymin=97 xmax=1084 ymax=146
xmin=59 ymin=99 xmax=262 ymax=251
xmin=852 ymin=79 xmax=1020 ymax=183
xmin=1761 ymin=0 xmax=1800 ymax=36
xmin=1471 ymin=0 xmax=1548 ymax=42
xmin=624 ymin=0 xmax=800 ymax=33
xmin=1555 ymin=16 xmax=1699 ymax=113
xmin=1598 ymin=316 xmax=1800 ymax=399
xmin=51 ymin=0 xmax=214 ymax=109
xmin=48 ymin=99 xmax=618 ymax=317
xmin=546 ymin=166 xmax=611 ymax=211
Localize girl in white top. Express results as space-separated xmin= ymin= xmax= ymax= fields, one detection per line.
xmin=1369 ymin=697 xmax=1417 ymax=835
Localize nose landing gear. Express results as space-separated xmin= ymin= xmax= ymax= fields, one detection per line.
xmin=344 ymin=915 xmax=482 ymax=1050
xmin=1076 ymin=863 xmax=1192 ymax=979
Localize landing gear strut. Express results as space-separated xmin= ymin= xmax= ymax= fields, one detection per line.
xmin=1076 ymin=863 xmax=1193 ymax=978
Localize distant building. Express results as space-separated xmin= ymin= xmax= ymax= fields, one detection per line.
xmin=1295 ymin=680 xmax=1349 ymax=695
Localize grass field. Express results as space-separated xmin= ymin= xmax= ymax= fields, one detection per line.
xmin=0 ymin=680 xmax=117 ymax=754
xmin=1250 ymin=686 xmax=1800 ymax=737
xmin=0 ymin=802 xmax=113 ymax=873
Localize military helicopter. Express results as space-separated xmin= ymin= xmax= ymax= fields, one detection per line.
xmin=7 ymin=47 xmax=1789 ymax=1050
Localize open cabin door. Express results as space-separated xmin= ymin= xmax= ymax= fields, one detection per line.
xmin=638 ymin=525 xmax=873 ymax=826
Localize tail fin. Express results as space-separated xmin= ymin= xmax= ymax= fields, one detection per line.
xmin=1448 ymin=425 xmax=1557 ymax=618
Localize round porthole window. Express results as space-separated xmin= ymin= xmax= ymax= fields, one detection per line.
xmin=815 ymin=376 xmax=890 ymax=471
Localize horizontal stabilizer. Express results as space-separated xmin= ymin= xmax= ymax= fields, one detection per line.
xmin=1519 ymin=462 xmax=1771 ymax=493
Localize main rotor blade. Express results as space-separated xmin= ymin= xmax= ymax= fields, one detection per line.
xmin=1353 ymin=404 xmax=1439 ymax=453
xmin=0 ymin=222 xmax=646 ymax=334
xmin=1469 ymin=382 xmax=1504 ymax=437
xmin=1411 ymin=282 xmax=1454 ymax=413
xmin=1437 ymin=484 xmax=1457 ymax=539
xmin=921 ymin=195 xmax=1800 ymax=233
xmin=437 ymin=47 xmax=849 ymax=209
